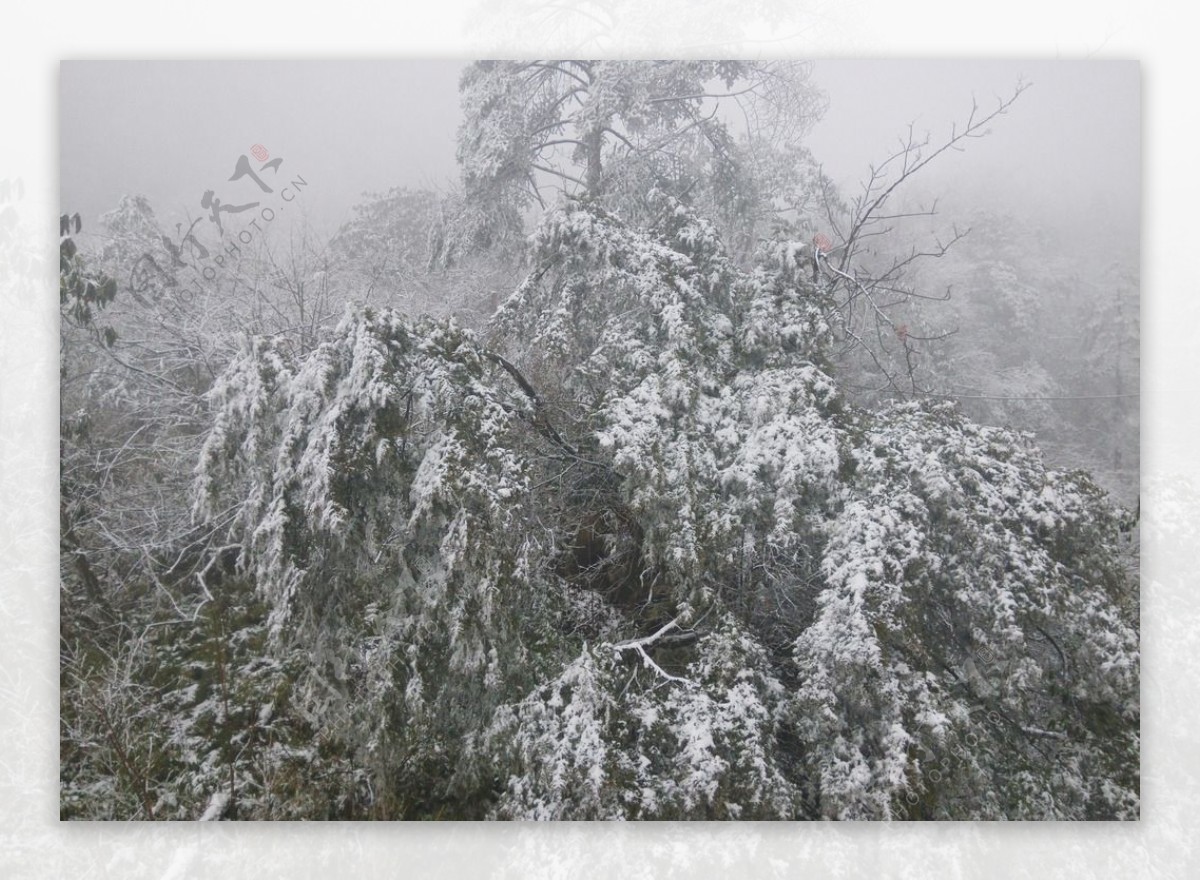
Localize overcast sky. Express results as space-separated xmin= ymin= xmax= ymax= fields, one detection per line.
xmin=60 ymin=59 xmax=1138 ymax=251
xmin=60 ymin=61 xmax=466 ymax=241
xmin=806 ymin=59 xmax=1139 ymax=248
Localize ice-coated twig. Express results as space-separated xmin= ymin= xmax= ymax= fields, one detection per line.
xmin=610 ymin=616 xmax=696 ymax=687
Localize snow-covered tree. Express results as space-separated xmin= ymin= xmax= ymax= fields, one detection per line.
xmin=448 ymin=60 xmax=826 ymax=260
xmin=193 ymin=191 xmax=1138 ymax=819
xmin=794 ymin=401 xmax=1137 ymax=818
xmin=65 ymin=61 xmax=1138 ymax=822
xmin=329 ymin=186 xmax=522 ymax=325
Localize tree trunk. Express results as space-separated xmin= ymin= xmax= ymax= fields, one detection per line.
xmin=585 ymin=127 xmax=603 ymax=196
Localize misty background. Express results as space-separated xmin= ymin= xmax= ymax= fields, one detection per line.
xmin=61 ymin=60 xmax=1139 ymax=255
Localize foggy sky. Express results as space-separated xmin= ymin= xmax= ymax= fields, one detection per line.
xmin=59 ymin=61 xmax=465 ymax=240
xmin=805 ymin=59 xmax=1139 ymax=253
xmin=60 ymin=59 xmax=1138 ymax=252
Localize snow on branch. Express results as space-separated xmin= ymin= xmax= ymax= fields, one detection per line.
xmin=609 ymin=616 xmax=697 ymax=687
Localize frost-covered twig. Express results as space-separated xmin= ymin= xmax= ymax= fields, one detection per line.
xmin=610 ymin=616 xmax=696 ymax=687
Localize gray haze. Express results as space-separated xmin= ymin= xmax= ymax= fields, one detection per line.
xmin=61 ymin=60 xmax=1137 ymax=255
xmin=806 ymin=59 xmax=1139 ymax=256
xmin=60 ymin=61 xmax=466 ymax=240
